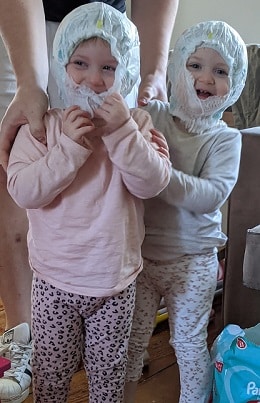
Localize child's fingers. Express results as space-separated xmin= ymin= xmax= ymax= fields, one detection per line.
xmin=150 ymin=130 xmax=169 ymax=148
xmin=63 ymin=106 xmax=92 ymax=122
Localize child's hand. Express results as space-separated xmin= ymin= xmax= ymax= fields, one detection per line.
xmin=62 ymin=106 xmax=95 ymax=148
xmin=150 ymin=128 xmax=170 ymax=159
xmin=94 ymin=93 xmax=131 ymax=135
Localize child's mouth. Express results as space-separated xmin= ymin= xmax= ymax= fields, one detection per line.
xmin=196 ymin=89 xmax=212 ymax=99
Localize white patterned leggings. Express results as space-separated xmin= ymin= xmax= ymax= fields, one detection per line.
xmin=126 ymin=253 xmax=218 ymax=403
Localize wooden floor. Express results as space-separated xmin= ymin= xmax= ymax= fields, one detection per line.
xmin=0 ymin=295 xmax=223 ymax=403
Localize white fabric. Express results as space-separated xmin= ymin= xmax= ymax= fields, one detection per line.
xmin=126 ymin=253 xmax=218 ymax=402
xmin=60 ymin=74 xmax=119 ymax=118
xmin=0 ymin=38 xmax=17 ymax=120
xmin=52 ymin=2 xmax=140 ymax=110
xmin=168 ymin=20 xmax=248 ymax=133
xmin=46 ymin=19 xmax=139 ymax=110
xmin=0 ymin=16 xmax=138 ymax=131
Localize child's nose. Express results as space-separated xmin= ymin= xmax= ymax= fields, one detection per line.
xmin=88 ymin=70 xmax=103 ymax=86
xmin=199 ymin=69 xmax=214 ymax=84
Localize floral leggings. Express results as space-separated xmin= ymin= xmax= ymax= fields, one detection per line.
xmin=31 ymin=275 xmax=136 ymax=403
xmin=126 ymin=253 xmax=218 ymax=403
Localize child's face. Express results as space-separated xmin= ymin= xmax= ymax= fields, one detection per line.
xmin=66 ymin=38 xmax=118 ymax=93
xmin=186 ymin=47 xmax=229 ymax=98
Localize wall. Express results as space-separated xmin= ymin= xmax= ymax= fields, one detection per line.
xmin=126 ymin=0 xmax=259 ymax=46
xmin=170 ymin=0 xmax=259 ymax=47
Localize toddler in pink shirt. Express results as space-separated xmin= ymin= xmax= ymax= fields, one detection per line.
xmin=7 ymin=3 xmax=171 ymax=402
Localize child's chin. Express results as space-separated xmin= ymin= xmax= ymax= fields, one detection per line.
xmin=197 ymin=94 xmax=211 ymax=100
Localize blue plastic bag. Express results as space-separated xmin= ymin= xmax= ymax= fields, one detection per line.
xmin=211 ymin=323 xmax=260 ymax=403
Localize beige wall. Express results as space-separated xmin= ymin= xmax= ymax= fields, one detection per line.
xmin=126 ymin=0 xmax=259 ymax=47
xmin=170 ymin=0 xmax=259 ymax=47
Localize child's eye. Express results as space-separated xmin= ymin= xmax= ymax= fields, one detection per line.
xmin=215 ymin=68 xmax=228 ymax=76
xmin=103 ymin=65 xmax=116 ymax=72
xmin=187 ymin=62 xmax=201 ymax=70
xmin=68 ymin=60 xmax=88 ymax=69
xmin=74 ymin=60 xmax=86 ymax=67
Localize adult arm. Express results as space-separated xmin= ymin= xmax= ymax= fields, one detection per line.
xmin=0 ymin=0 xmax=49 ymax=170
xmin=131 ymin=0 xmax=179 ymax=105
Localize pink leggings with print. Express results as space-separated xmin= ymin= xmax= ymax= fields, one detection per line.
xmin=31 ymin=275 xmax=136 ymax=403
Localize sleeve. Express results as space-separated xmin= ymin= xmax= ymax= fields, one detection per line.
xmin=159 ymin=130 xmax=242 ymax=214
xmin=102 ymin=108 xmax=171 ymax=199
xmin=7 ymin=119 xmax=92 ymax=209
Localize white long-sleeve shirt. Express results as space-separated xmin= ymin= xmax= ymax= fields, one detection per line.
xmin=7 ymin=107 xmax=171 ymax=296
xmin=142 ymin=101 xmax=242 ymax=261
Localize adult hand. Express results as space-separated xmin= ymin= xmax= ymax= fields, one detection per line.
xmin=0 ymin=86 xmax=48 ymax=170
xmin=137 ymin=72 xmax=168 ymax=106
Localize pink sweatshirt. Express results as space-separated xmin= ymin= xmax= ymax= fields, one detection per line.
xmin=7 ymin=108 xmax=171 ymax=297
